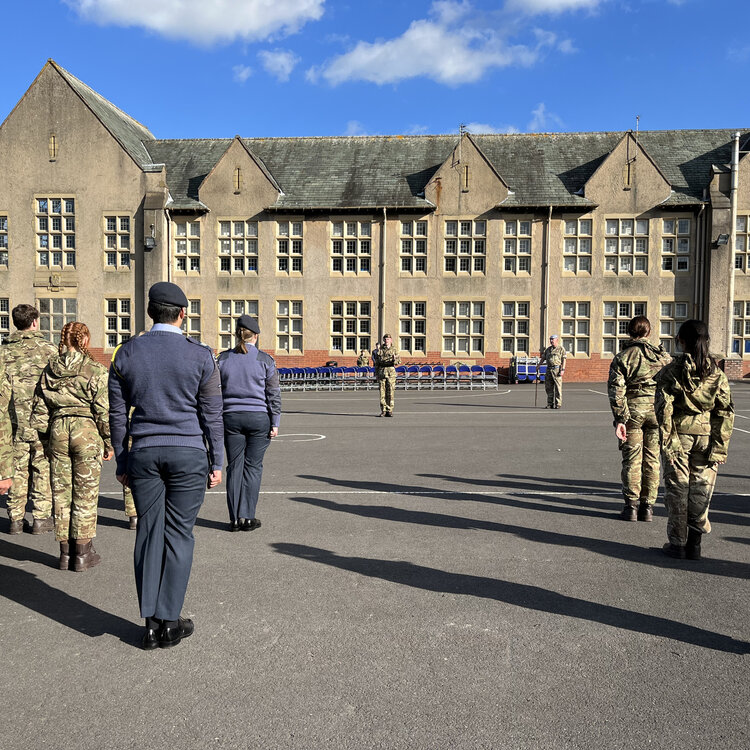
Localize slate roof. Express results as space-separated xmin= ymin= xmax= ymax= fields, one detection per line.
xmin=143 ymin=129 xmax=750 ymax=212
xmin=51 ymin=61 xmax=157 ymax=170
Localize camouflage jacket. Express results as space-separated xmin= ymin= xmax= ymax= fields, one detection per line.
xmin=655 ymin=354 xmax=734 ymax=463
xmin=2 ymin=330 xmax=56 ymax=441
xmin=542 ymin=345 xmax=567 ymax=372
xmin=0 ymin=356 xmax=13 ymax=480
xmin=608 ymin=338 xmax=671 ymax=424
xmin=373 ymin=345 xmax=400 ymax=369
xmin=30 ymin=350 xmax=112 ymax=450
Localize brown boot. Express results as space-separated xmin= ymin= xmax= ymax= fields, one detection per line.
xmin=637 ymin=502 xmax=653 ymax=522
xmin=8 ymin=519 xmax=24 ymax=535
xmin=32 ymin=516 xmax=54 ymax=535
xmin=58 ymin=541 xmax=71 ymax=570
xmin=73 ymin=540 xmax=101 ymax=572
xmin=619 ymin=504 xmax=637 ymax=522
xmin=128 ymin=516 xmax=138 ymax=531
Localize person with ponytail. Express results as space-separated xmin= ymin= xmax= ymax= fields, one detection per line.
xmin=217 ymin=315 xmax=281 ymax=532
xmin=654 ymin=320 xmax=734 ymax=560
xmin=31 ymin=322 xmax=113 ymax=571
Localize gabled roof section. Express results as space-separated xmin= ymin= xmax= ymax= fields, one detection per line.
xmin=583 ymin=130 xmax=670 ymax=195
xmin=465 ymin=133 xmax=510 ymax=190
xmin=49 ymin=59 xmax=157 ymax=170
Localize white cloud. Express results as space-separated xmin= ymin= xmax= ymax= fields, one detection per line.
xmin=233 ymin=65 xmax=253 ymax=83
xmin=504 ymin=0 xmax=602 ymax=14
xmin=309 ymin=0 xmax=598 ymax=87
xmin=463 ymin=122 xmax=521 ymax=134
xmin=344 ymin=121 xmax=371 ymax=136
xmin=309 ymin=2 xmax=553 ymax=86
xmin=64 ymin=0 xmax=325 ymax=46
xmin=527 ymin=102 xmax=564 ymax=132
xmin=557 ymin=38 xmax=576 ymax=53
xmin=258 ymin=49 xmax=301 ymax=81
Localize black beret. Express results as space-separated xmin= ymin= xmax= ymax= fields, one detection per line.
xmin=148 ymin=282 xmax=188 ymax=308
xmin=237 ymin=315 xmax=260 ymax=334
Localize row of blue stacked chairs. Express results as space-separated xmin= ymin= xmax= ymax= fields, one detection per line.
xmin=277 ymin=364 xmax=498 ymax=391
xmin=511 ymin=357 xmax=548 ymax=383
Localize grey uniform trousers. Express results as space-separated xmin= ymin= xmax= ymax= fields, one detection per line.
xmin=223 ymin=411 xmax=271 ymax=522
xmin=128 ymin=446 xmax=208 ymax=621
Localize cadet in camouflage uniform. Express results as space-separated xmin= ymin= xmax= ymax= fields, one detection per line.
xmin=542 ymin=335 xmax=567 ymax=409
xmin=31 ymin=322 xmax=113 ymax=571
xmin=0 ymin=356 xmax=14 ymax=498
xmin=608 ymin=316 xmax=671 ymax=522
xmin=2 ymin=304 xmax=57 ymax=534
xmin=372 ymin=333 xmax=400 ymax=417
xmin=655 ymin=320 xmax=733 ymax=561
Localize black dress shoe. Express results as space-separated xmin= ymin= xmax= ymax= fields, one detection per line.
xmin=241 ymin=518 xmax=261 ymax=531
xmin=159 ymin=618 xmax=194 ymax=649
xmin=141 ymin=627 xmax=160 ymax=650
xmin=229 ymin=520 xmax=241 ymax=532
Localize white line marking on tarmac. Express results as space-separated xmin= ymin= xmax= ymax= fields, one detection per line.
xmin=586 ymin=389 xmax=608 ymax=396
xmin=272 ymin=433 xmax=326 ymax=442
xmin=732 ymin=426 xmax=750 ymax=435
xmin=734 ymin=413 xmax=750 ymax=420
xmin=283 ymin=390 xmax=512 ymax=401
xmin=199 ymin=488 xmax=747 ymax=497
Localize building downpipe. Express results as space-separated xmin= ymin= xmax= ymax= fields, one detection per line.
xmin=726 ymin=132 xmax=740 ymax=357
xmin=379 ymin=207 xmax=387 ymax=340
xmin=540 ymin=205 xmax=552 ymax=352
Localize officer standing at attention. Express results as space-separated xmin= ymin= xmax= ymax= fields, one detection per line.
xmin=542 ymin=334 xmax=567 ymax=409
xmin=372 ymin=333 xmax=400 ymax=417
xmin=607 ymin=315 xmax=671 ymax=522
xmin=2 ymin=304 xmax=57 ymax=534
xmin=109 ymin=282 xmax=224 ymax=650
xmin=217 ymin=315 xmax=280 ymax=532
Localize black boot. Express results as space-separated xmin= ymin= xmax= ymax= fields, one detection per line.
xmin=637 ymin=502 xmax=653 ymax=522
xmin=686 ymin=528 xmax=702 ymax=560
xmin=620 ymin=503 xmax=637 ymax=521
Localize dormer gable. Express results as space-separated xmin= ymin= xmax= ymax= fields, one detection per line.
xmin=584 ymin=131 xmax=671 ymax=212
xmin=425 ymin=133 xmax=509 ymax=214
xmin=199 ymin=136 xmax=281 ymax=213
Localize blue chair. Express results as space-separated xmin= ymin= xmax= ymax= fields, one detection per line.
xmin=483 ymin=365 xmax=498 ymax=388
xmin=432 ymin=365 xmax=446 ymax=389
xmin=330 ymin=367 xmax=344 ymax=389
xmin=419 ymin=365 xmax=433 ymax=390
xmin=538 ymin=363 xmax=547 ymax=382
xmin=355 ymin=366 xmax=370 ymax=390
xmin=395 ymin=365 xmax=407 ymax=389
xmin=342 ymin=366 xmax=357 ymax=389
xmin=458 ymin=364 xmax=472 ymax=389
xmin=317 ymin=367 xmax=333 ymax=390
xmin=446 ymin=365 xmax=458 ymax=388
xmin=405 ymin=365 xmax=420 ymax=389
xmin=516 ymin=362 xmax=528 ymax=383
xmin=470 ymin=365 xmax=485 ymax=390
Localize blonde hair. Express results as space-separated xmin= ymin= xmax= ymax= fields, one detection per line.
xmin=233 ymin=327 xmax=257 ymax=355
xmin=59 ymin=321 xmax=92 ymax=360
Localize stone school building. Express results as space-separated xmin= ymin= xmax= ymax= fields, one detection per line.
xmin=1 ymin=59 xmax=750 ymax=380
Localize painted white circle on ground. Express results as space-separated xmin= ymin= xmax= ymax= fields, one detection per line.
xmin=272 ymin=433 xmax=327 ymax=442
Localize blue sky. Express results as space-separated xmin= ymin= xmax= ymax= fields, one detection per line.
xmin=1 ymin=0 xmax=747 ymax=139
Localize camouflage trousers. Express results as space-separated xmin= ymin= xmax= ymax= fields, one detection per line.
xmin=123 ymin=486 xmax=136 ymax=518
xmin=545 ymin=369 xmax=563 ymax=408
xmin=620 ymin=407 xmax=661 ymax=506
xmin=48 ymin=416 xmax=103 ymax=542
xmin=378 ymin=368 xmax=396 ymax=413
xmin=6 ymin=436 xmax=52 ymax=521
xmin=663 ymin=433 xmax=717 ymax=546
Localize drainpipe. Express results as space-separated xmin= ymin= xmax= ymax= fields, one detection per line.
xmin=164 ymin=208 xmax=172 ymax=283
xmin=541 ymin=205 xmax=552 ymax=352
xmin=727 ymin=132 xmax=740 ymax=357
xmin=379 ymin=207 xmax=387 ymax=339
xmin=694 ymin=203 xmax=705 ymax=319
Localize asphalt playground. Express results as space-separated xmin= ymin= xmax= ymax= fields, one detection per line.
xmin=1 ymin=383 xmax=749 ymax=750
